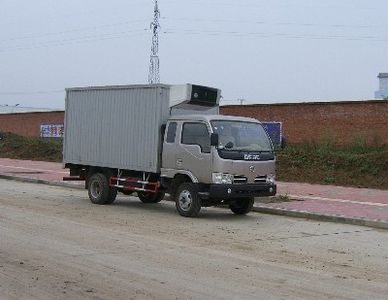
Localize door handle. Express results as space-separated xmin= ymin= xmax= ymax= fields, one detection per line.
xmin=176 ymin=159 xmax=183 ymax=167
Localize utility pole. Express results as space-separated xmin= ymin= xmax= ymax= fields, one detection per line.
xmin=148 ymin=0 xmax=161 ymax=84
xmin=238 ymin=98 xmax=246 ymax=105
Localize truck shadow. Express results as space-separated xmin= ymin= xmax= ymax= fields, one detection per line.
xmin=111 ymin=196 xmax=258 ymax=221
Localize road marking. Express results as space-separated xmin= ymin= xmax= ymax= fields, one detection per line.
xmin=289 ymin=194 xmax=388 ymax=207
xmin=0 ymin=164 xmax=68 ymax=175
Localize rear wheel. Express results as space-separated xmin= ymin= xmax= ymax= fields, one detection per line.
xmin=175 ymin=183 xmax=201 ymax=217
xmin=138 ymin=191 xmax=165 ymax=203
xmin=88 ymin=173 xmax=117 ymax=205
xmin=229 ymin=197 xmax=254 ymax=215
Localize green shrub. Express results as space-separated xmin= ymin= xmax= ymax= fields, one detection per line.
xmin=277 ymin=137 xmax=388 ymax=189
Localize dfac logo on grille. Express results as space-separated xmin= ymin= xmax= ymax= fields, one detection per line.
xmin=244 ymin=154 xmax=260 ymax=161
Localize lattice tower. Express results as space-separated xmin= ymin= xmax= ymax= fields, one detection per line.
xmin=148 ymin=0 xmax=161 ymax=84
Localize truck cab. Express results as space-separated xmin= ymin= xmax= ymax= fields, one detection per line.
xmin=161 ymin=114 xmax=276 ymax=217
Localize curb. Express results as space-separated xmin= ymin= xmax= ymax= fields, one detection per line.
xmin=1 ymin=174 xmax=388 ymax=230
xmin=253 ymin=205 xmax=388 ymax=230
xmin=0 ymin=174 xmax=84 ymax=190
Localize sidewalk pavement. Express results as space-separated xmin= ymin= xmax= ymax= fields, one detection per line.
xmin=0 ymin=157 xmax=387 ymax=229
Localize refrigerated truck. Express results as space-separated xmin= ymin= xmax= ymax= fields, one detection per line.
xmin=63 ymin=83 xmax=276 ymax=217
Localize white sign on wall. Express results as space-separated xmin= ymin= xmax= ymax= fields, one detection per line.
xmin=40 ymin=124 xmax=64 ymax=138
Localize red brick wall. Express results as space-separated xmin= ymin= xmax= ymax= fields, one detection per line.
xmin=1 ymin=100 xmax=388 ymax=144
xmin=221 ymin=100 xmax=388 ymax=145
xmin=0 ymin=111 xmax=65 ymax=137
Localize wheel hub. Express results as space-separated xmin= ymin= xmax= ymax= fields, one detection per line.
xmin=178 ymin=190 xmax=192 ymax=211
xmin=90 ymin=181 xmax=101 ymax=199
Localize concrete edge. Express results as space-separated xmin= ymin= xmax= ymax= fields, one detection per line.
xmin=0 ymin=175 xmax=84 ymax=190
xmin=253 ymin=206 xmax=388 ymax=230
xmin=1 ymin=174 xmax=387 ymax=230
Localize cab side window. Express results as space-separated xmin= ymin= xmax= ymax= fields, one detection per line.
xmin=166 ymin=122 xmax=177 ymax=143
xmin=181 ymin=123 xmax=210 ymax=153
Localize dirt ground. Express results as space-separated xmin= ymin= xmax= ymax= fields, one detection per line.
xmin=1 ymin=179 xmax=387 ymax=300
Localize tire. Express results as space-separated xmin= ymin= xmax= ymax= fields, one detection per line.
xmin=105 ymin=190 xmax=118 ymax=204
xmin=175 ymin=183 xmax=201 ymax=217
xmin=88 ymin=173 xmax=117 ymax=205
xmin=138 ymin=191 xmax=165 ymax=203
xmin=229 ymin=197 xmax=254 ymax=215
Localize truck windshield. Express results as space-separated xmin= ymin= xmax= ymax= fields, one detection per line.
xmin=211 ymin=120 xmax=273 ymax=152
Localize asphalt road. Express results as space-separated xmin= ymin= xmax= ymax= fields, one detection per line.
xmin=1 ymin=179 xmax=387 ymax=300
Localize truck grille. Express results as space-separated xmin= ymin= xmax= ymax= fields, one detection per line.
xmin=232 ymin=175 xmax=268 ymax=184
xmin=255 ymin=176 xmax=267 ymax=183
xmin=233 ymin=175 xmax=247 ymax=184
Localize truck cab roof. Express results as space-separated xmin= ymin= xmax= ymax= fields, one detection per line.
xmin=168 ymin=114 xmax=261 ymax=124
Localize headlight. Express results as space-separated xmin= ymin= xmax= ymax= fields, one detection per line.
xmin=212 ymin=173 xmax=234 ymax=184
xmin=266 ymin=174 xmax=276 ymax=184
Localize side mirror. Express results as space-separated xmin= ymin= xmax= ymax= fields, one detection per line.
xmin=161 ymin=124 xmax=166 ymax=138
xmin=224 ymin=141 xmax=234 ymax=149
xmin=280 ymin=137 xmax=287 ymax=149
xmin=210 ymin=133 xmax=219 ymax=146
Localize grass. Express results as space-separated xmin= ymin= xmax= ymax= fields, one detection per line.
xmin=256 ymin=195 xmax=291 ymax=203
xmin=276 ymin=137 xmax=388 ymax=189
xmin=0 ymin=132 xmax=62 ymax=162
xmin=0 ymin=131 xmax=387 ymax=190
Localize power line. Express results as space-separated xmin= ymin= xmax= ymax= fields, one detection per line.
xmin=1 ymin=26 xmax=386 ymax=55
xmin=162 ymin=0 xmax=383 ymax=11
xmin=0 ymin=16 xmax=385 ymax=54
xmin=0 ymin=19 xmax=149 ymax=44
xmin=0 ymin=89 xmax=64 ymax=96
xmin=1 ymin=16 xmax=383 ymax=47
xmin=0 ymin=29 xmax=149 ymax=53
xmin=162 ymin=16 xmax=387 ymax=31
xmin=162 ymin=28 xmax=388 ymax=42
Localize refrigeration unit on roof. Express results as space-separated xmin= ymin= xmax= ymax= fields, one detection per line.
xmin=169 ymin=84 xmax=221 ymax=110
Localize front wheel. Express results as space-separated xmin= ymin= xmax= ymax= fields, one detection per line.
xmin=138 ymin=191 xmax=165 ymax=203
xmin=88 ymin=173 xmax=117 ymax=205
xmin=175 ymin=183 xmax=201 ymax=217
xmin=229 ymin=197 xmax=254 ymax=215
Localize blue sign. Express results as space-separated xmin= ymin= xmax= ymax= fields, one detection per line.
xmin=40 ymin=124 xmax=64 ymax=138
xmin=261 ymin=122 xmax=282 ymax=146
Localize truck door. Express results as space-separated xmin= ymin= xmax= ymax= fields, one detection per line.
xmin=176 ymin=122 xmax=212 ymax=183
xmin=162 ymin=121 xmax=178 ymax=169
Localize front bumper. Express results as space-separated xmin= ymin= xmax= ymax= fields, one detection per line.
xmin=199 ymin=183 xmax=276 ymax=200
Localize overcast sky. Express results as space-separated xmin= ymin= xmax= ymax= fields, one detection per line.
xmin=0 ymin=0 xmax=387 ymax=109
